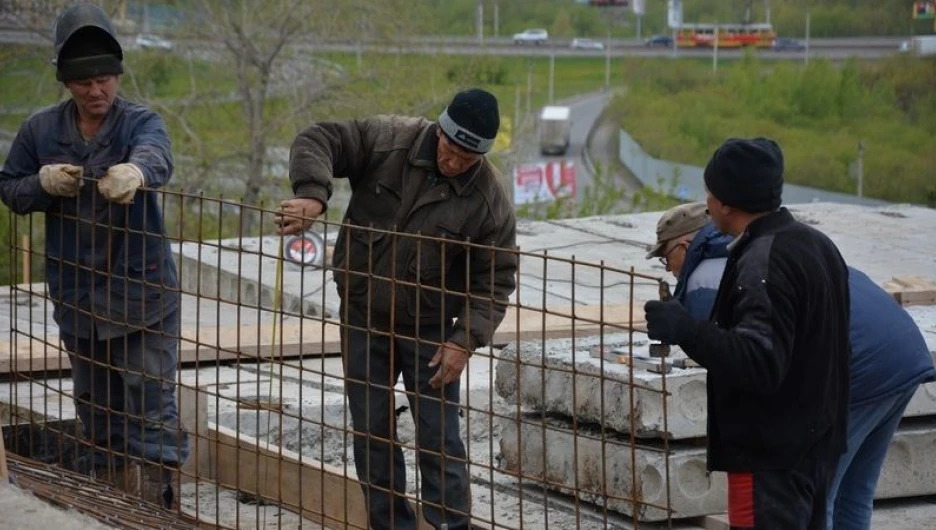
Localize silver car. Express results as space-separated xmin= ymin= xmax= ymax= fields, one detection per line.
xmin=570 ymin=38 xmax=605 ymax=50
xmin=136 ymin=34 xmax=173 ymax=51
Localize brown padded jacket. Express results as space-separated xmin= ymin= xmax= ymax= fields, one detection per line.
xmin=288 ymin=115 xmax=517 ymax=350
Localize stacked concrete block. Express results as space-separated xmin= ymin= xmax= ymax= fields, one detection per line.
xmin=499 ymin=413 xmax=725 ymax=522
xmin=495 ymin=333 xmax=708 ymax=440
xmin=875 ymin=420 xmax=936 ymax=499
xmin=172 ymin=238 xmax=337 ymax=318
xmin=495 ymin=333 xmax=722 ymax=520
xmin=494 ymin=324 xmax=936 ymax=521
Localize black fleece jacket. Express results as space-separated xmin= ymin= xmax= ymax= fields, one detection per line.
xmin=682 ymin=208 xmax=851 ymax=472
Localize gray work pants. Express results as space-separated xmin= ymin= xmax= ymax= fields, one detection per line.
xmin=343 ymin=317 xmax=471 ymax=530
xmin=62 ymin=310 xmax=189 ymax=471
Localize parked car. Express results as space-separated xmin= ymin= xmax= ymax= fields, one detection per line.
xmin=570 ymin=38 xmax=605 ymax=51
xmin=136 ymin=34 xmax=173 ymax=51
xmin=645 ymin=34 xmax=673 ymax=48
xmin=772 ymin=37 xmax=805 ymax=51
xmin=513 ymin=28 xmax=548 ymax=45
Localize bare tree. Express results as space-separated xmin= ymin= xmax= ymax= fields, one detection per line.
xmin=175 ymin=1 xmax=326 ymax=229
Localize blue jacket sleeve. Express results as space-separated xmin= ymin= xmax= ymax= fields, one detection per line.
xmin=127 ymin=111 xmax=173 ymax=189
xmin=681 ymin=248 xmax=797 ymax=394
xmin=0 ymin=122 xmax=54 ymax=215
xmin=683 ymin=287 xmax=717 ymax=321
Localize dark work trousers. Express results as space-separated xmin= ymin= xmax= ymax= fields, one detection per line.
xmin=62 ymin=310 xmax=189 ymax=472
xmin=728 ymin=455 xmax=832 ymax=530
xmin=343 ymin=315 xmax=471 ymax=530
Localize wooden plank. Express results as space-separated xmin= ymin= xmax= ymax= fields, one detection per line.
xmin=493 ymin=303 xmax=646 ymax=345
xmin=209 ymin=424 xmax=436 ymax=530
xmin=0 ymin=303 xmax=647 ymax=375
xmin=883 ymin=276 xmax=936 ymax=307
xmin=0 ymin=321 xmax=345 ymax=375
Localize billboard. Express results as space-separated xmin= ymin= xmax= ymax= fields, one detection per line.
xmin=667 ymin=0 xmax=683 ymax=29
xmin=913 ymin=1 xmax=936 ymax=19
xmin=633 ymin=0 xmax=645 ymax=16
xmin=513 ymin=161 xmax=577 ymax=206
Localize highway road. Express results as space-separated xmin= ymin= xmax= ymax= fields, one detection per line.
xmin=506 ymin=91 xmax=617 ymax=214
xmin=0 ymin=28 xmax=907 ymax=60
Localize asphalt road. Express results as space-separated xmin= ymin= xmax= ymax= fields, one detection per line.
xmin=0 ymin=28 xmax=908 ymax=61
xmin=541 ymin=92 xmax=609 ymax=195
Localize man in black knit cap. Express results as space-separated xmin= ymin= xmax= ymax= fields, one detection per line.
xmin=277 ymin=89 xmax=517 ymax=530
xmin=0 ymin=2 xmax=186 ymax=509
xmin=643 ymin=138 xmax=851 ymax=529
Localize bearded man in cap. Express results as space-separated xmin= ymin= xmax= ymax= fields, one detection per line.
xmin=277 ymin=88 xmax=517 ymax=529
xmin=0 ymin=2 xmax=187 ymax=508
xmin=643 ymin=138 xmax=851 ymax=529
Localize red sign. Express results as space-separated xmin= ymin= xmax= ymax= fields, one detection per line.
xmin=513 ymin=160 xmax=577 ymax=205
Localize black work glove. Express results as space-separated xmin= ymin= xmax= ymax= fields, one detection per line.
xmin=644 ymin=299 xmax=699 ymax=346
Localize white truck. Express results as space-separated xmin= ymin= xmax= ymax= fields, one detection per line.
xmin=900 ymin=36 xmax=936 ymax=56
xmin=538 ymin=106 xmax=572 ymax=156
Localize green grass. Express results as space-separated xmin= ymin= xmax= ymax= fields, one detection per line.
xmin=609 ymin=54 xmax=936 ymax=206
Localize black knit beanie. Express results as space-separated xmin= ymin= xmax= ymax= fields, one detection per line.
xmin=703 ymin=137 xmax=784 ymax=213
xmin=54 ymin=2 xmax=124 ymax=83
xmin=438 ymin=88 xmax=500 ymax=154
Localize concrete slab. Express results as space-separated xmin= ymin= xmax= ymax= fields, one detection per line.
xmin=174 ymin=237 xmax=337 ymax=319
xmin=499 ymin=411 xmax=723 ymax=522
xmin=876 ymin=419 xmax=936 ymax=500
xmin=495 ymin=333 xmax=709 ymax=440
xmin=501 ymin=412 xmax=936 ymax=522
xmin=494 ymin=308 xmax=936 ymax=441
xmin=0 ymin=484 xmax=117 ymax=530
xmin=178 ymin=481 xmax=326 ymax=529
xmin=869 ymin=496 xmax=936 ymax=530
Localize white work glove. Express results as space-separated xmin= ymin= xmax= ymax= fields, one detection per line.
xmin=98 ymin=163 xmax=144 ymax=205
xmin=38 ymin=164 xmax=84 ymax=197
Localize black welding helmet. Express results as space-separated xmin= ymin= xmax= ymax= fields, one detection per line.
xmin=52 ymin=2 xmax=124 ymax=82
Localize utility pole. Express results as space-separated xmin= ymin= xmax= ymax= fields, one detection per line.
xmin=494 ymin=1 xmax=500 ymax=38
xmin=476 ymin=0 xmax=484 ymax=43
xmin=605 ymin=10 xmax=612 ymax=91
xmin=856 ymin=141 xmax=864 ymax=198
xmin=513 ymin=84 xmax=521 ymax=144
xmin=548 ymin=49 xmax=555 ymax=103
xmin=805 ymin=4 xmax=811 ymax=66
xmin=712 ymin=23 xmax=719 ymax=73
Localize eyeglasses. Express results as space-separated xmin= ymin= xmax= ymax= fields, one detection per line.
xmin=658 ymin=242 xmax=684 ymax=267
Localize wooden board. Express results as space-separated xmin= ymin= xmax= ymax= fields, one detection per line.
xmin=208 ymin=424 xmax=494 ymax=530
xmin=0 ymin=303 xmax=646 ymax=375
xmin=0 ymin=321 xmax=345 ymax=375
xmin=883 ymin=276 xmax=936 ymax=307
xmin=210 ymin=424 xmax=420 ymax=530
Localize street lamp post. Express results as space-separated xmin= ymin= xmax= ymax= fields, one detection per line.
xmin=605 ymin=14 xmax=612 ymax=91
xmin=549 ymin=49 xmax=555 ymax=103
xmin=805 ymin=4 xmax=811 ymax=65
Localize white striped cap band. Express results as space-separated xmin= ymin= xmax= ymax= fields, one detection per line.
xmin=438 ymin=109 xmax=494 ymax=154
